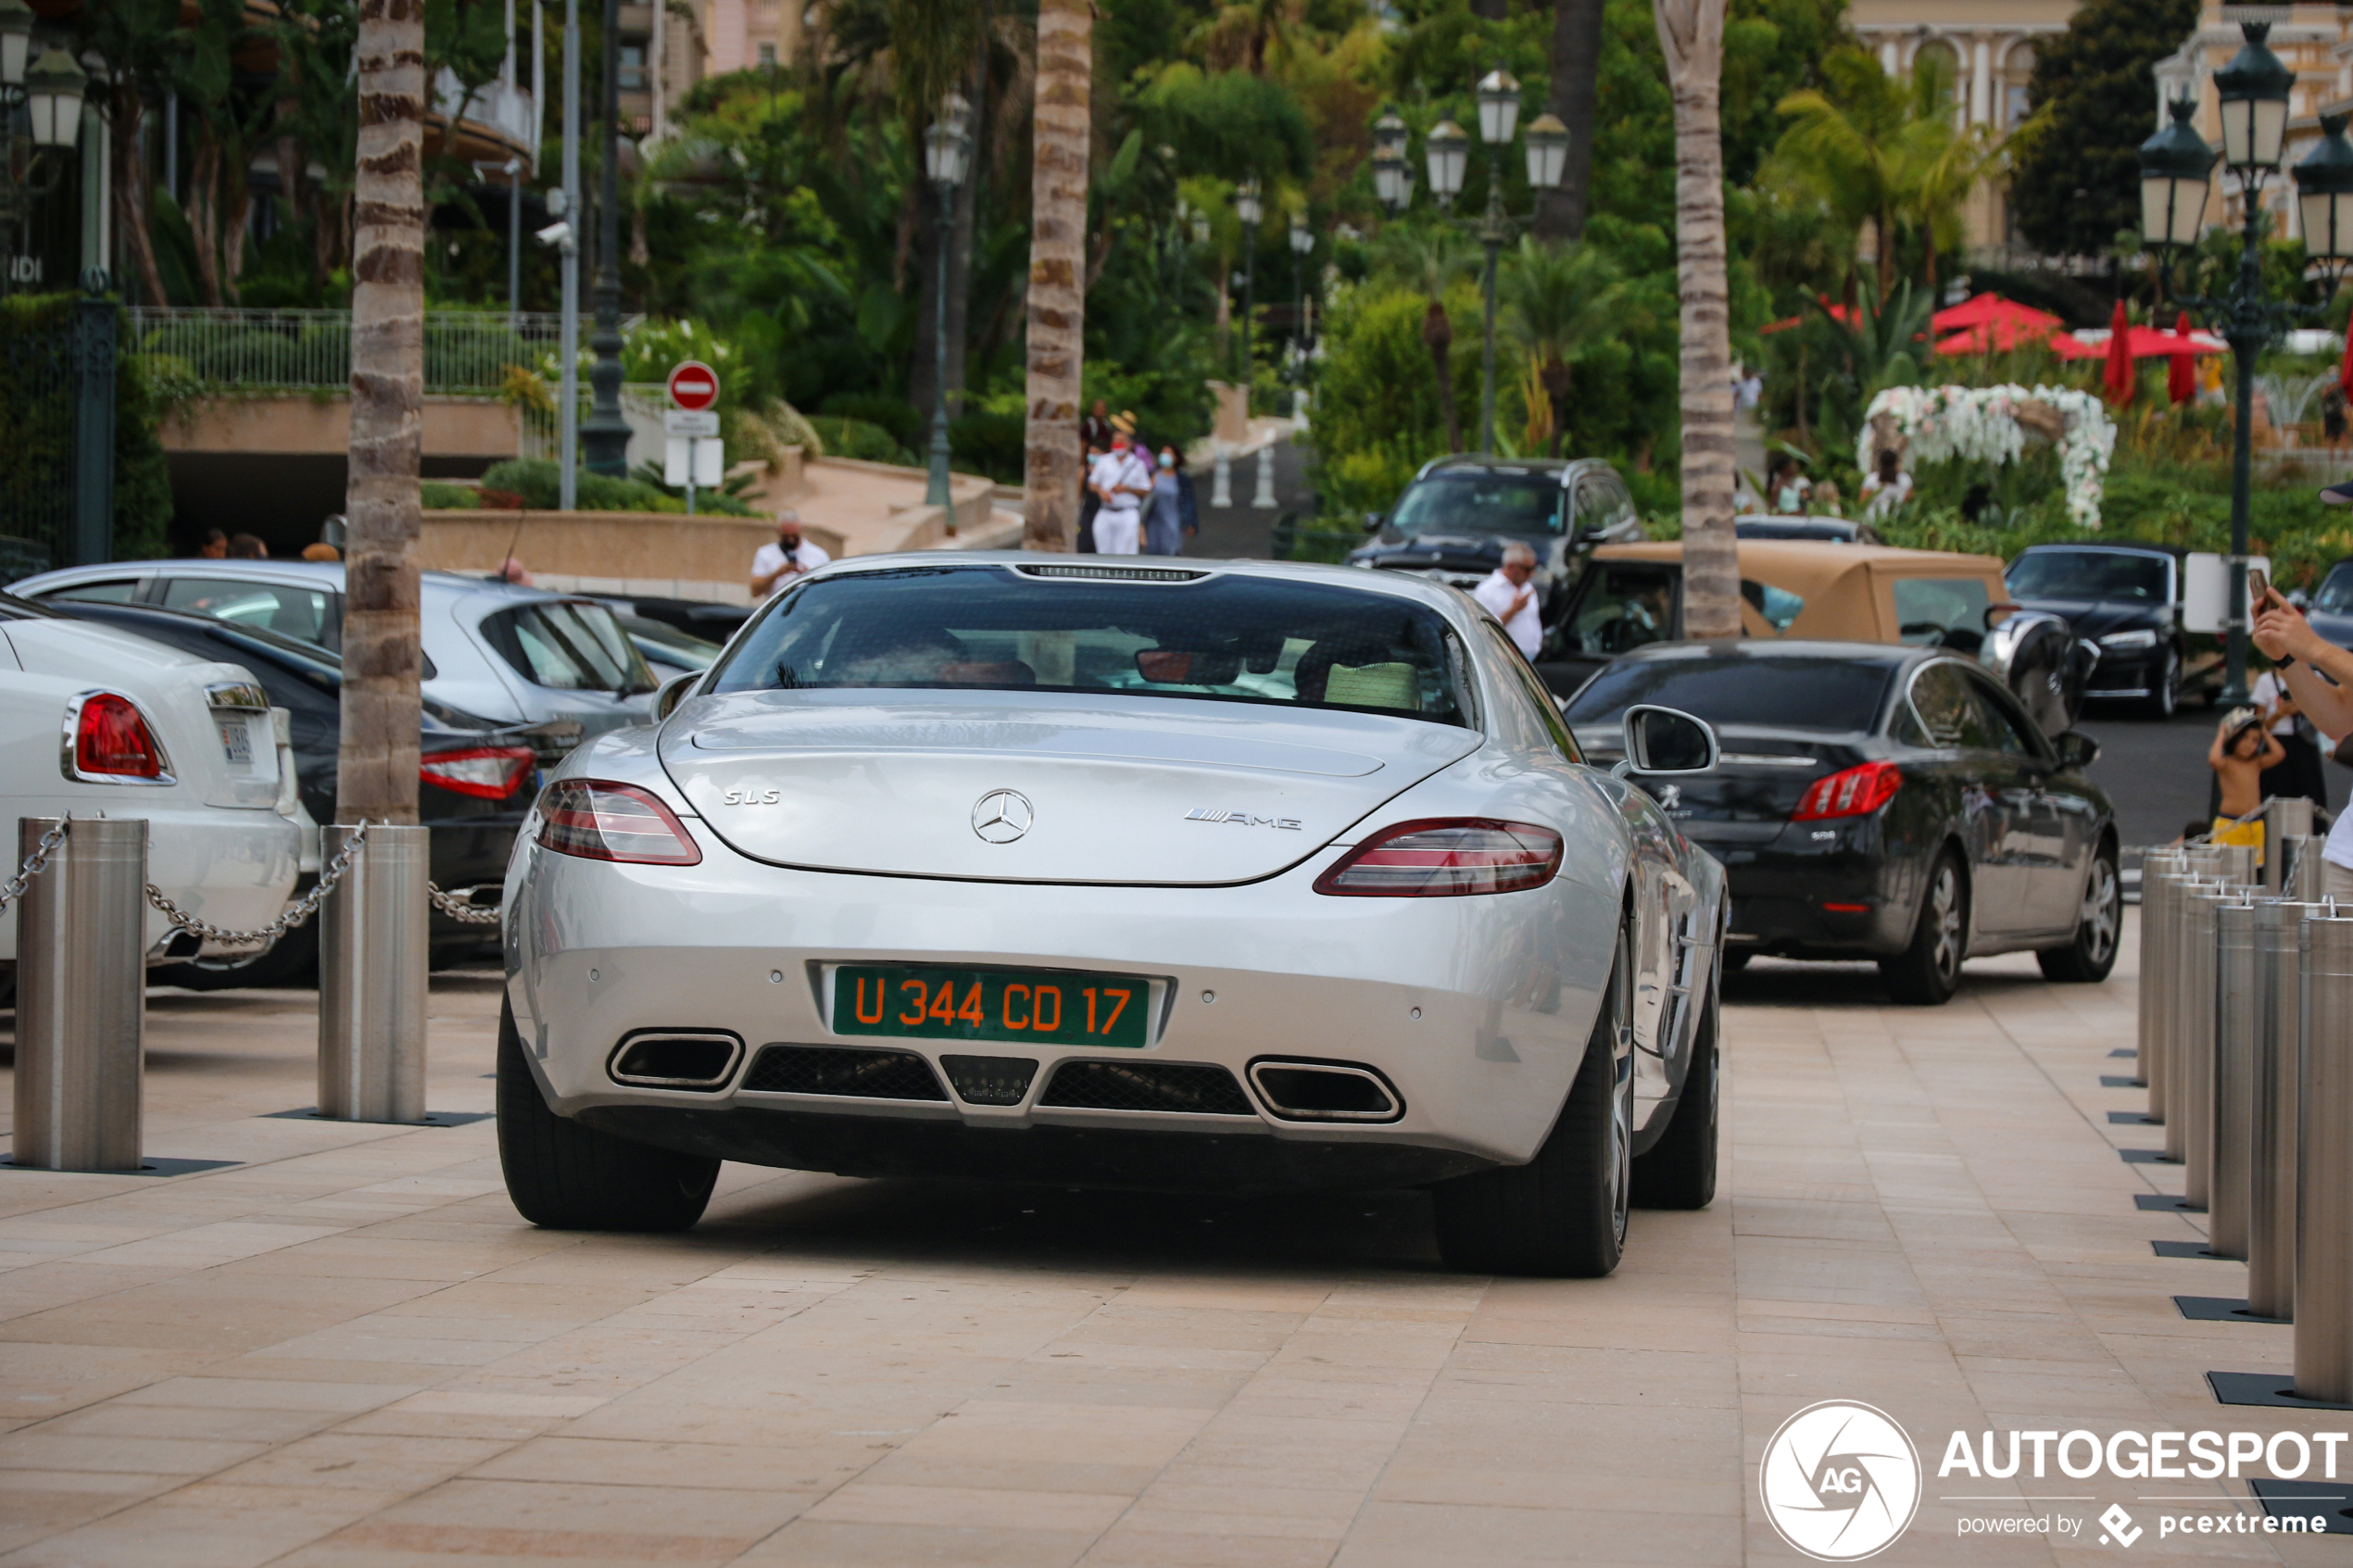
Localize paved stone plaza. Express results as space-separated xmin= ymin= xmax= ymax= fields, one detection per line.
xmin=0 ymin=917 xmax=2345 ymax=1565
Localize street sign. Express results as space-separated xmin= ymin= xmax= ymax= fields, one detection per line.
xmin=666 ymin=359 xmax=720 ymax=411
xmin=663 ymin=408 xmax=720 ymax=437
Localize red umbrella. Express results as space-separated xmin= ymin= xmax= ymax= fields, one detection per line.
xmin=2102 ymin=299 xmax=2135 ymax=408
xmin=1931 ymin=292 xmax=2064 ymax=336
xmin=2168 ymin=311 xmax=2197 ymax=406
xmin=1933 ymin=318 xmax=2067 ymax=355
xmin=2339 ymin=324 xmax=2353 ymax=405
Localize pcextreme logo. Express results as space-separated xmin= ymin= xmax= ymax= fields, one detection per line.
xmin=1760 ymin=1400 xmax=1923 ymax=1562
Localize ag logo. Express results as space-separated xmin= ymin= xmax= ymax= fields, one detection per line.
xmin=1759 ymin=1400 xmax=1921 ymax=1562
xmin=971 ymin=789 xmax=1034 ymax=845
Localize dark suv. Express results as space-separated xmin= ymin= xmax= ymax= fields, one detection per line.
xmin=1346 ymin=456 xmax=1642 ymax=637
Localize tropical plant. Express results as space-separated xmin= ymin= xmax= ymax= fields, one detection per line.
xmin=1655 ymin=0 xmax=1739 ymax=640
xmin=341 ymin=0 xmax=426 ymax=824
xmin=1369 ymin=225 xmax=1477 ymax=454
xmin=1500 ymin=237 xmax=1633 ymax=455
xmin=1024 ymin=0 xmax=1092 ymax=550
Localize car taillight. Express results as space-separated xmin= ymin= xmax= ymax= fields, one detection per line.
xmin=73 ymin=693 xmax=167 ymax=780
xmin=421 ymin=746 xmax=536 ymax=801
xmin=1793 ymin=760 xmax=1902 ymax=822
xmin=536 ymin=779 xmax=701 ymax=865
xmin=1314 ymin=818 xmax=1563 ymax=897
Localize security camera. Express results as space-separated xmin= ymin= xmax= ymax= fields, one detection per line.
xmin=534 ymin=220 xmax=573 ymax=250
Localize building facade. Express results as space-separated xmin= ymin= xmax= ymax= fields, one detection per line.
xmin=2155 ymin=2 xmax=2353 ymax=243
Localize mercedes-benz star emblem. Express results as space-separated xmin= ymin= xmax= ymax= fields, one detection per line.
xmin=971 ymin=789 xmax=1034 ymax=845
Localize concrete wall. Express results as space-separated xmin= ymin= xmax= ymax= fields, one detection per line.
xmin=161 ymin=395 xmax=522 ymax=461
xmin=415 ymin=508 xmax=834 ymax=600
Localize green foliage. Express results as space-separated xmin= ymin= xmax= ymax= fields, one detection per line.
xmin=805 ymin=417 xmax=914 ymax=465
xmin=420 ymin=482 xmax=482 ymax=509
xmin=1306 ymin=281 xmax=1480 ymax=518
xmin=475 ymin=459 xmax=713 ymax=514
xmin=1135 ymin=64 xmax=1318 ymax=185
xmin=2009 ymin=0 xmax=2201 ymax=258
xmin=948 ymin=405 xmax=1026 ymax=483
xmin=818 ymin=392 xmax=925 ymax=448
xmin=0 ymin=295 xmax=170 ymax=567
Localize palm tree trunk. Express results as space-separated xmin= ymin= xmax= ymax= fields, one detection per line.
xmin=1655 ymin=0 xmax=1738 ymax=640
xmin=339 ymin=0 xmax=428 ymax=824
xmin=1022 ymin=0 xmax=1090 ymax=552
xmin=108 ymin=81 xmax=168 ymax=307
xmin=1425 ymin=300 xmax=1461 ymax=453
xmin=1534 ymin=0 xmax=1604 ymax=243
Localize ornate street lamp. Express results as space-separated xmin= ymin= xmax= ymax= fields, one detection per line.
xmin=1524 ymin=113 xmax=1569 ymax=193
xmin=1424 ymin=119 xmax=1468 ymax=210
xmin=1464 ymin=68 xmax=1566 ymax=454
xmin=0 ymin=34 xmax=84 ymax=294
xmin=22 ymin=45 xmax=81 ymax=148
xmin=922 ymin=91 xmax=972 ymax=509
xmin=579 ymin=0 xmax=633 ymax=477
xmin=2140 ymin=19 xmax=2297 ymax=706
xmin=1372 ymin=145 xmax=1409 ymax=214
xmin=2296 ymin=113 xmax=2353 ymax=271
xmin=1477 ymin=66 xmax=1520 ymax=147
xmin=2139 ymin=97 xmax=2215 ymax=248
xmin=0 ymin=0 xmax=32 ymax=91
xmin=1289 ymin=214 xmax=1314 ymax=360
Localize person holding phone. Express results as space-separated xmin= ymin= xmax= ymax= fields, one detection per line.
xmin=2251 ymin=584 xmax=2353 ymax=890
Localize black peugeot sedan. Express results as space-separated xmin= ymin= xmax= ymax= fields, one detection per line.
xmin=1566 ymin=641 xmax=2120 ymax=1005
xmin=36 ymin=598 xmax=577 ymax=985
xmin=2007 ymin=542 xmax=2219 ymax=716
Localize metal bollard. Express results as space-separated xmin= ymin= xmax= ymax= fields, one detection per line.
xmin=2284 ymin=834 xmax=2326 ymax=902
xmin=2139 ymin=857 xmax=2188 ymax=1106
xmin=12 ymin=817 xmax=147 ymax=1173
xmin=2210 ymin=898 xmax=2263 ymax=1258
xmin=2167 ymin=880 xmax=2219 ymax=1163
xmin=2181 ymin=886 xmax=2244 ymax=1200
xmin=2213 ymin=842 xmax=2259 ymax=887
xmin=2296 ymin=912 xmax=2353 ymax=1400
xmin=1210 ymin=446 xmax=1233 ymax=508
xmin=2250 ymin=899 xmax=2323 ymax=1319
xmin=316 ymin=822 xmax=430 ymax=1123
xmin=2267 ymin=799 xmax=2317 ymax=891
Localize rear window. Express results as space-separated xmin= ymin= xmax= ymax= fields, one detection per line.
xmin=1564 ymin=654 xmax=1894 ymax=733
xmin=2008 ymin=549 xmax=2166 ymax=602
xmin=160 ymin=576 xmax=340 ymax=650
xmin=707 ymin=565 xmax=1476 ymax=726
xmin=482 ymin=602 xmax=658 ymax=695
xmin=1391 ymin=470 xmax=1564 ymax=536
xmin=1893 ymin=576 xmax=1993 ymax=650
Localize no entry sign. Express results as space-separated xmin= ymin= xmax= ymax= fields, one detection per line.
xmin=666 ymin=360 xmax=720 ymax=411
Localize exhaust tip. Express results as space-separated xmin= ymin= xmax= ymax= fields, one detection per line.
xmin=1247 ymin=1060 xmax=1403 ymax=1123
xmin=609 ymin=1031 xmax=743 ymax=1091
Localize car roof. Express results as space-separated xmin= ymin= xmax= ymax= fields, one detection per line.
xmin=2015 ymin=541 xmax=2183 ymax=560
xmin=1602 ymin=638 xmax=1933 ymax=670
xmin=794 ymin=551 xmax=1482 ymax=618
xmin=11 ymin=558 xmax=585 ymax=607
xmin=1409 ymin=455 xmax=1618 ymax=484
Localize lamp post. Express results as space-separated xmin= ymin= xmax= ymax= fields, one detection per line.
xmin=2139 ymin=20 xmax=2293 ymax=708
xmin=579 ymin=0 xmax=631 ymax=478
xmin=1418 ymin=71 xmax=1568 ymax=455
xmin=922 ymin=91 xmax=971 ymax=509
xmin=0 ymin=6 xmax=86 ymax=295
xmin=1236 ymin=176 xmax=1263 ymax=386
xmin=1288 ymin=214 xmax=1313 ymax=351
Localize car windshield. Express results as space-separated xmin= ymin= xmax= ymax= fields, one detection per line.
xmin=2316 ymin=564 xmax=2353 ymax=615
xmin=707 ymin=565 xmax=1475 ymax=726
xmin=1390 ymin=471 xmax=1564 ymax=536
xmin=482 ymin=601 xmax=659 ymax=696
xmin=2008 ymin=549 xmax=2167 ymax=602
xmin=1565 ymin=655 xmax=1895 ymax=733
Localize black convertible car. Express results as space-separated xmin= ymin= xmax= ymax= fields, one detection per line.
xmin=1567 ymin=641 xmax=2120 ymax=1005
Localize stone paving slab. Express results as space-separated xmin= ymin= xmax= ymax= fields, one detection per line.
xmin=0 ymin=920 xmax=2345 ymax=1564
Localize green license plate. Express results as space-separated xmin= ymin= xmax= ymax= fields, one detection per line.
xmin=832 ymin=965 xmax=1151 ymax=1048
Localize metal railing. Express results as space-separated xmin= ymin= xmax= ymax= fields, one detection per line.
xmin=122 ymin=307 xmax=653 ymax=397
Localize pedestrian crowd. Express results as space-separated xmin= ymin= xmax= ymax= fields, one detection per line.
xmin=1076 ymin=399 xmax=1198 ymax=557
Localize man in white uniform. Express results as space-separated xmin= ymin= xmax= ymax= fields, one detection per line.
xmin=749 ymin=510 xmax=832 ymax=598
xmin=1088 ymin=422 xmax=1151 ymax=555
xmin=1472 ymin=541 xmax=1543 ymax=659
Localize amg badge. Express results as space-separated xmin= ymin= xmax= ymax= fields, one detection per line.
xmin=1185 ymin=809 xmax=1302 ymax=830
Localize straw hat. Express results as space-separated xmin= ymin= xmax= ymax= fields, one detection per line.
xmin=1110 ymin=410 xmax=1138 ymax=434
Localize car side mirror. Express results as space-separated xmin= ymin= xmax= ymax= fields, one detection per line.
xmin=654 ymin=671 xmax=698 ymax=721
xmin=1363 ymin=511 xmax=1385 ymax=534
xmin=1618 ymin=704 xmax=1718 ymax=775
xmin=2055 ymin=730 xmax=2099 ymax=771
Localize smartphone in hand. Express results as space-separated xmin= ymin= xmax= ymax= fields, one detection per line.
xmin=2250 ymin=567 xmax=2272 ymax=608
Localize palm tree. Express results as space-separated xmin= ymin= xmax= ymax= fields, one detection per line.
xmin=1534 ymin=0 xmax=1605 ymax=242
xmin=1655 ymin=0 xmax=1738 ymax=641
xmin=1500 ymin=238 xmax=1630 ymax=456
xmin=1372 ymin=226 xmax=1474 ymax=455
xmin=338 ymin=0 xmax=426 ymax=823
xmin=1022 ymin=0 xmax=1091 ymax=551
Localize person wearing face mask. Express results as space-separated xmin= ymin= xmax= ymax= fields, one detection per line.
xmin=1088 ymin=415 xmax=1152 ymax=554
xmin=1143 ymin=445 xmax=1198 ymax=556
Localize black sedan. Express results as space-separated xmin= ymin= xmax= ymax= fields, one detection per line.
xmin=38 ymin=598 xmax=577 ymax=985
xmin=2007 ymin=542 xmax=2219 ymax=717
xmin=1566 ymin=641 xmax=2120 ymax=1005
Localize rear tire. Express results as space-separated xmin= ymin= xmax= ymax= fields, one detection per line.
xmin=1879 ymin=851 xmax=1967 ymax=1007
xmin=497 ymin=999 xmax=718 ymax=1232
xmin=2038 ymin=842 xmax=2121 ymax=983
xmin=1631 ymin=990 xmax=1718 ymax=1210
xmin=1433 ymin=921 xmax=1633 ymax=1277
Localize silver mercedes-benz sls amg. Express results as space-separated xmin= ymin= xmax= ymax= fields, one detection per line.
xmin=496 ymin=555 xmax=1728 ymax=1276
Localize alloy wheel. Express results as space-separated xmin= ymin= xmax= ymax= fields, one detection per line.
xmin=1929 ymin=864 xmax=1964 ymax=985
xmin=2082 ymin=857 xmax=2120 ymax=966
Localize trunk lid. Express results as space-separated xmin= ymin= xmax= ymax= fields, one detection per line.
xmin=661 ymin=689 xmax=1482 ymax=884
xmin=1575 ymin=723 xmax=1874 ymax=833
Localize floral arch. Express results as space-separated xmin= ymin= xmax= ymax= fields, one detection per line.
xmin=1861 ymin=384 xmax=2118 ymax=529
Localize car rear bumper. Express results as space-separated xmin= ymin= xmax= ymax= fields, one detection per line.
xmin=1685 ymin=818 xmax=1916 ymax=957
xmin=501 ymin=829 xmax=1625 ymax=1177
